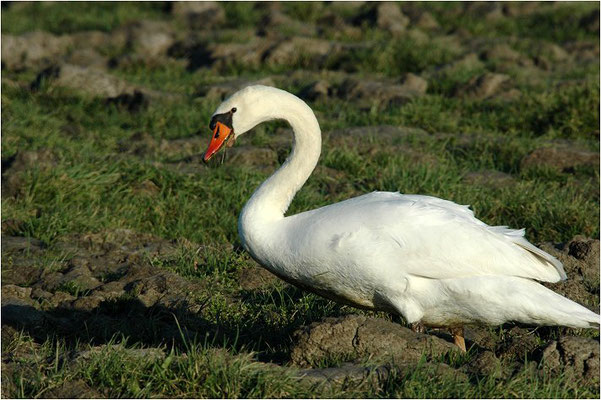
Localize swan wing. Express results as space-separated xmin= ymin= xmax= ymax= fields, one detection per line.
xmin=292 ymin=192 xmax=566 ymax=283
xmin=401 ymin=193 xmax=565 ymax=278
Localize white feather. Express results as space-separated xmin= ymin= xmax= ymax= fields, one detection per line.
xmin=211 ymin=85 xmax=599 ymax=330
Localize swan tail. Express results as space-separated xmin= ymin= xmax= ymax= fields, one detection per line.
xmin=556 ymin=308 xmax=600 ymax=329
xmin=513 ymin=278 xmax=599 ymax=329
xmin=435 ymin=276 xmax=600 ymax=329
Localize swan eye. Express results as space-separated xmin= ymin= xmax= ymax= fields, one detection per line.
xmin=231 ymin=107 xmax=237 ymax=113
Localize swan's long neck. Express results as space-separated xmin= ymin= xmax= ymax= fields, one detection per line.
xmin=239 ymin=92 xmax=321 ymax=231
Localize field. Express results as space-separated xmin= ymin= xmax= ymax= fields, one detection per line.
xmin=1 ymin=1 xmax=600 ymax=398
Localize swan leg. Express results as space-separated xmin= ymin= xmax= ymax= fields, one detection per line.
xmin=411 ymin=321 xmax=425 ymax=333
xmin=449 ymin=326 xmax=466 ymax=352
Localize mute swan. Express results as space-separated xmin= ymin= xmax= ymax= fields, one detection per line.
xmin=203 ymin=85 xmax=600 ymax=351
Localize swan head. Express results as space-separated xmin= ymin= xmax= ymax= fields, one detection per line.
xmin=203 ymin=85 xmax=283 ymax=162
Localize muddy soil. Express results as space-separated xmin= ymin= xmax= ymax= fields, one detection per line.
xmin=2 ymin=227 xmax=599 ymax=389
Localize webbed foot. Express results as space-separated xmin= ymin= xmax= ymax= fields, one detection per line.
xmin=449 ymin=326 xmax=466 ymax=352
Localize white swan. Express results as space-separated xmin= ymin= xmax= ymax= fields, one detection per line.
xmin=203 ymin=85 xmax=600 ymax=351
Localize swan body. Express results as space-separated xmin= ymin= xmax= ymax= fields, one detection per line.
xmin=204 ymin=85 xmax=599 ymax=347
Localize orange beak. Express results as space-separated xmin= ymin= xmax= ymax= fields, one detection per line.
xmin=203 ymin=121 xmax=233 ymax=162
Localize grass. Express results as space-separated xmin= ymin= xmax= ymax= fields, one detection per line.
xmin=5 ymin=332 xmax=599 ymax=398
xmin=1 ymin=1 xmax=599 ymax=398
xmin=1 ymin=2 xmax=168 ymax=35
xmin=427 ymin=2 xmax=599 ymax=42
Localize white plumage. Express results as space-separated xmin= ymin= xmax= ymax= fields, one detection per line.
xmin=204 ymin=85 xmax=599 ymax=350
